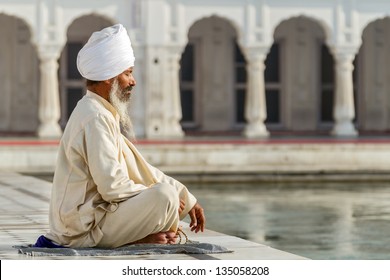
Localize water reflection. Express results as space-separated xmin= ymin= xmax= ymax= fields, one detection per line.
xmin=184 ymin=182 xmax=390 ymax=259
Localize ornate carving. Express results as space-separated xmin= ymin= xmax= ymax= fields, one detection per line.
xmin=330 ymin=48 xmax=358 ymax=136
xmin=36 ymin=45 xmax=62 ymax=138
xmin=242 ymin=46 xmax=269 ymax=138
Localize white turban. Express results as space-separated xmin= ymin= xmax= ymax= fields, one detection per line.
xmin=77 ymin=23 xmax=135 ymax=81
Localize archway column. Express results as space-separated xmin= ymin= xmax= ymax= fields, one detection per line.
xmin=165 ymin=47 xmax=185 ymax=137
xmin=330 ymin=48 xmax=358 ymax=136
xmin=37 ymin=46 xmax=62 ymax=138
xmin=144 ymin=46 xmax=184 ymax=138
xmin=243 ymin=47 xmax=270 ymax=138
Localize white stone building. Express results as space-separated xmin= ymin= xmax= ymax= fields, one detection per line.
xmin=1 ymin=0 xmax=390 ymax=139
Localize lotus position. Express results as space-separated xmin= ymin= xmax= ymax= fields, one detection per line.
xmin=42 ymin=24 xmax=205 ymax=248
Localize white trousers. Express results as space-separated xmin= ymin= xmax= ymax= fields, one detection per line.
xmin=97 ymin=183 xmax=180 ymax=248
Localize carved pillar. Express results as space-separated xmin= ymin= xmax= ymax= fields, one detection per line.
xmin=331 ymin=51 xmax=358 ymax=136
xmin=165 ymin=49 xmax=184 ymax=137
xmin=37 ymin=47 xmax=62 ymax=138
xmin=243 ymin=48 xmax=269 ymax=138
xmin=145 ymin=47 xmax=184 ymax=138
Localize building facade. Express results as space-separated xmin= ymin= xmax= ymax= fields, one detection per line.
xmin=1 ymin=0 xmax=390 ymax=139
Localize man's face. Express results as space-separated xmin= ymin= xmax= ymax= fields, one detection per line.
xmin=115 ymin=67 xmax=136 ymax=102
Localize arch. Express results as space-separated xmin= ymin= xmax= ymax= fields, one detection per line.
xmin=182 ymin=14 xmax=243 ymax=66
xmin=65 ymin=13 xmax=115 ymax=41
xmin=357 ymin=16 xmax=390 ymax=131
xmin=270 ymin=15 xmax=334 ymax=132
xmin=179 ymin=15 xmax=246 ymax=133
xmin=360 ymin=16 xmax=390 ymax=37
xmin=0 ymin=13 xmax=40 ymax=133
xmin=181 ymin=14 xmax=243 ymax=54
xmin=272 ymin=14 xmax=332 ymax=44
xmin=359 ymin=14 xmax=390 ymax=42
xmin=63 ymin=12 xmax=116 ymax=37
xmin=0 ymin=11 xmax=36 ymax=44
xmin=0 ymin=12 xmax=32 ymax=29
xmin=59 ymin=14 xmax=115 ymax=126
xmin=186 ymin=14 xmax=243 ymax=40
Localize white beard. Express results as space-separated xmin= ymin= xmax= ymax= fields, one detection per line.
xmin=109 ymin=79 xmax=135 ymax=140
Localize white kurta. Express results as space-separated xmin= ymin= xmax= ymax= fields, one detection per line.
xmin=46 ymin=91 xmax=197 ymax=248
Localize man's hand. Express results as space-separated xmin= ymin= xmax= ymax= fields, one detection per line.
xmin=188 ymin=202 xmax=205 ymax=233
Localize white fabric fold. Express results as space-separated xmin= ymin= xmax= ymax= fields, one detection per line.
xmin=77 ymin=23 xmax=135 ymax=81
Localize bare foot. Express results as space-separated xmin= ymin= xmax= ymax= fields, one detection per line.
xmin=133 ymin=231 xmax=177 ymax=244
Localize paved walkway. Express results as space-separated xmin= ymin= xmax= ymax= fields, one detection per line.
xmin=0 ymin=172 xmax=305 ymax=260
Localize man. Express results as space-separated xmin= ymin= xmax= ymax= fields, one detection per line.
xmin=42 ymin=23 xmax=205 ymax=248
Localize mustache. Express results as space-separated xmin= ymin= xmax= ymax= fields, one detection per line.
xmin=125 ymin=86 xmax=134 ymax=92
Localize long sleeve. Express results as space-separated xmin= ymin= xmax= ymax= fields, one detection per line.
xmin=83 ymin=114 xmax=148 ymax=203
xmin=123 ymin=138 xmax=197 ymax=220
xmin=149 ymin=165 xmax=197 ymax=220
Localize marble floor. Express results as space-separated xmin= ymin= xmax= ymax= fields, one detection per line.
xmin=0 ymin=171 xmax=305 ymax=260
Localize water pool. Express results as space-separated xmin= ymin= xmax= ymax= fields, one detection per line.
xmin=184 ymin=181 xmax=390 ymax=260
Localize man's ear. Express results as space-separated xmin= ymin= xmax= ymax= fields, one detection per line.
xmin=103 ymin=78 xmax=114 ymax=85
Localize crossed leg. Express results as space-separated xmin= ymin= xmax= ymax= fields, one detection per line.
xmin=98 ymin=183 xmax=180 ymax=248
